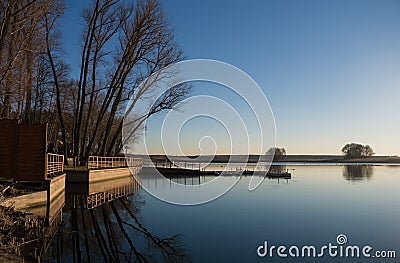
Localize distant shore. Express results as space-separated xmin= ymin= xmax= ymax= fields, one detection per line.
xmin=146 ymin=154 xmax=400 ymax=164
xmin=213 ymin=155 xmax=400 ymax=164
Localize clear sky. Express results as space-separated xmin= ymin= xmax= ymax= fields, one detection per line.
xmin=62 ymin=0 xmax=400 ymax=155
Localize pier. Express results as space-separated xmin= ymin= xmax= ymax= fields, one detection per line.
xmin=66 ymin=156 xmax=143 ymax=184
xmin=140 ymin=158 xmax=292 ymax=179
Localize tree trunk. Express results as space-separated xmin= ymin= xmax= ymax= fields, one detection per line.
xmin=45 ymin=22 xmax=68 ymax=164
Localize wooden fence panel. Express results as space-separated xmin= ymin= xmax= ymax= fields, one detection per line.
xmin=0 ymin=119 xmax=48 ymax=182
xmin=16 ymin=123 xmax=47 ymax=182
xmin=0 ymin=120 xmax=18 ymax=179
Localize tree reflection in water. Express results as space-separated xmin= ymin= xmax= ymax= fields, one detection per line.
xmin=43 ymin=185 xmax=188 ymax=262
xmin=343 ymin=165 xmax=373 ymax=182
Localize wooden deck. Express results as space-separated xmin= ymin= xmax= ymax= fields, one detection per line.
xmin=139 ymin=166 xmax=291 ymax=179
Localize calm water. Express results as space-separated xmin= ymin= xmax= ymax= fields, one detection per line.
xmin=43 ymin=165 xmax=400 ymax=262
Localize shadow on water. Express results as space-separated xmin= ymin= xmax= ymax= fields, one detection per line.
xmin=343 ymin=165 xmax=374 ymax=182
xmin=42 ymin=177 xmax=189 ymax=263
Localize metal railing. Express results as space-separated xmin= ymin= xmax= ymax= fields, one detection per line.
xmin=143 ymin=159 xmax=201 ymax=170
xmin=87 ymin=156 xmax=143 ymax=173
xmin=47 ymin=153 xmax=64 ymax=177
xmin=126 ymin=157 xmax=143 ymax=175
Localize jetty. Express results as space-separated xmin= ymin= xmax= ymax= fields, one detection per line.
xmin=0 ymin=119 xmax=144 ymax=261
xmin=139 ymin=159 xmax=292 ymax=179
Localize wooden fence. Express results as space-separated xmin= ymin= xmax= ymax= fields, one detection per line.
xmin=46 ymin=153 xmax=64 ymax=177
xmin=0 ymin=119 xmax=48 ymax=181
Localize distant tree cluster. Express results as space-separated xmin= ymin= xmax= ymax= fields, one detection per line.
xmin=266 ymin=147 xmax=287 ymax=161
xmin=341 ymin=143 xmax=374 ymax=158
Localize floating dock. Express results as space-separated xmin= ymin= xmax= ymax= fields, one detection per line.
xmin=141 ymin=167 xmax=292 ymax=179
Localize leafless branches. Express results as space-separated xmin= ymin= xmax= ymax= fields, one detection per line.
xmin=74 ymin=0 xmax=188 ymax=159
xmin=0 ymin=0 xmax=189 ymax=161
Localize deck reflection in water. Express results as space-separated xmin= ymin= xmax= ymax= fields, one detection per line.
xmin=43 ymin=176 xmax=188 ymax=263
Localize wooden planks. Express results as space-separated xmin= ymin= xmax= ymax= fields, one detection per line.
xmin=0 ymin=119 xmax=47 ymax=182
xmin=0 ymin=119 xmax=18 ymax=179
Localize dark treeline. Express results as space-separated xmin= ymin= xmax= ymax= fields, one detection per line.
xmin=147 ymin=154 xmax=400 ymax=163
xmin=0 ymin=0 xmax=189 ymax=164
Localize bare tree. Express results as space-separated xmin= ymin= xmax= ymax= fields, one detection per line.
xmin=42 ymin=0 xmax=70 ymax=162
xmin=71 ymin=0 xmax=189 ymax=160
xmin=0 ymin=0 xmax=53 ymax=119
xmin=1 ymin=0 xmax=189 ymax=161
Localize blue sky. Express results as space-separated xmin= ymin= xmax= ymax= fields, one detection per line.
xmin=62 ymin=0 xmax=400 ymax=155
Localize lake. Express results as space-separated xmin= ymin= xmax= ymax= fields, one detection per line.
xmin=43 ymin=165 xmax=400 ymax=262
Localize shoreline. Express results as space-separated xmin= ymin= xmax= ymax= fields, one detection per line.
xmin=144 ymin=154 xmax=400 ymax=164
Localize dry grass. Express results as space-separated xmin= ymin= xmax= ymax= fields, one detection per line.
xmin=0 ymin=185 xmax=46 ymax=260
xmin=0 ymin=205 xmax=47 ymax=260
